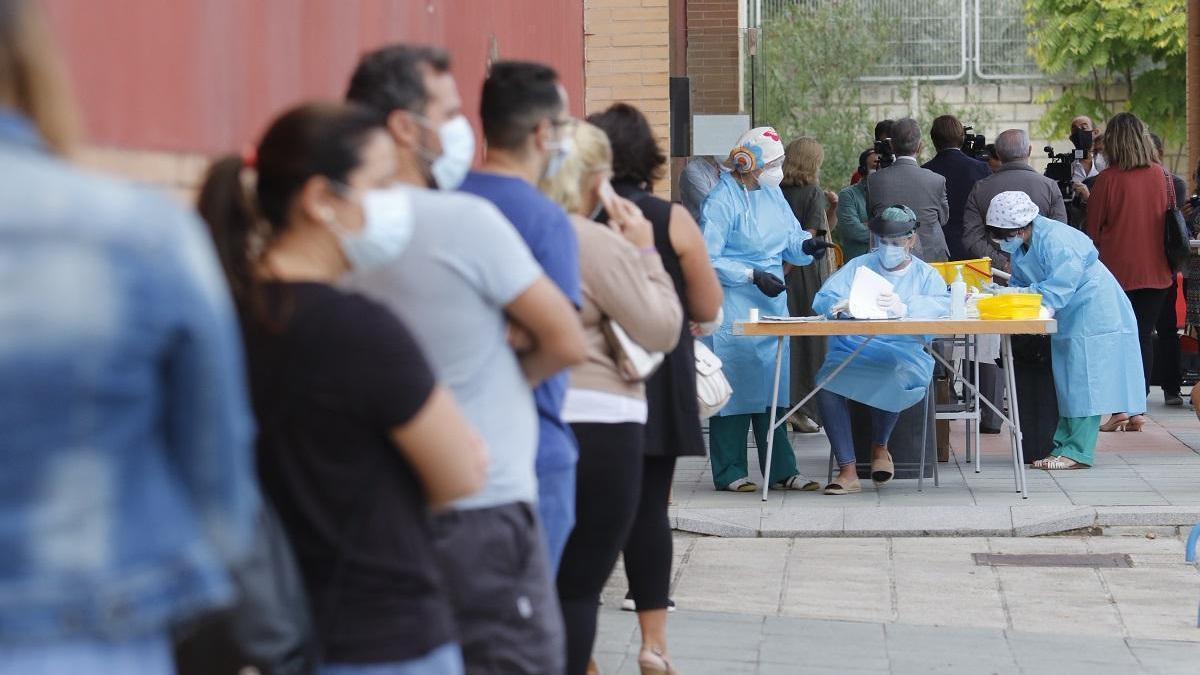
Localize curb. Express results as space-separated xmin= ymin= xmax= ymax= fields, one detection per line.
xmin=668 ymin=505 xmax=1200 ymax=538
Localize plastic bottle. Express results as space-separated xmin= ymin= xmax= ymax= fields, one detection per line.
xmin=950 ymin=265 xmax=967 ymax=320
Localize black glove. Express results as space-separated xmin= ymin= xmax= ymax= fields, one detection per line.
xmin=802 ymin=238 xmax=833 ymax=259
xmin=752 ymin=269 xmax=786 ymax=297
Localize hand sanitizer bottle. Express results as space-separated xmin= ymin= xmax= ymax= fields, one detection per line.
xmin=950 ymin=265 xmax=967 ymax=320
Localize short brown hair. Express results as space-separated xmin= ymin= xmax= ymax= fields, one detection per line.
xmin=1103 ymin=112 xmax=1156 ymax=171
xmin=781 ymin=137 xmax=823 ymax=187
xmin=0 ymin=0 xmax=79 ymax=154
xmin=929 ymin=115 xmax=964 ymax=152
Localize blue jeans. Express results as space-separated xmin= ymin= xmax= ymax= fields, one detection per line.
xmin=319 ymin=643 xmax=464 ymax=675
xmin=0 ymin=634 xmax=172 ymax=675
xmin=816 ymin=389 xmax=900 ymax=467
xmin=537 ymin=461 xmax=577 ymax=576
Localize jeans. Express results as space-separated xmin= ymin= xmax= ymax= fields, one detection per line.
xmin=319 ymin=643 xmax=464 ymax=675
xmin=816 ymin=389 xmax=900 ymax=467
xmin=0 ymin=634 xmax=172 ymax=675
xmin=537 ymin=462 xmax=577 ymax=576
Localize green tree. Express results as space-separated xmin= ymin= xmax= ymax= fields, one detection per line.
xmin=756 ymin=1 xmax=889 ymax=189
xmin=1025 ymin=0 xmax=1187 ymax=166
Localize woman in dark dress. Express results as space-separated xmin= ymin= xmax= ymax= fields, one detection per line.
xmin=781 ymin=136 xmax=837 ymax=432
xmin=588 ymin=103 xmax=723 ymax=672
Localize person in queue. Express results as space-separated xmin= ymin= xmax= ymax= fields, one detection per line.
xmin=344 ymin=45 xmax=585 ymax=673
xmin=811 ymin=206 xmax=951 ymax=494
xmin=835 ymin=148 xmax=877 ymax=261
xmin=588 ymin=103 xmax=723 ymax=664
xmin=984 ymin=191 xmax=1144 ymax=469
xmin=701 ymin=126 xmax=831 ymax=493
xmin=540 ymin=120 xmax=683 ymax=675
xmin=198 ymin=102 xmax=488 ymax=673
xmin=1 ymin=0 xmax=259 ymax=670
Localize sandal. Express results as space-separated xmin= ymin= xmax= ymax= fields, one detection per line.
xmin=722 ymin=477 xmax=758 ymax=492
xmin=1100 ymin=414 xmax=1130 ymax=432
xmin=638 ymin=648 xmax=678 ymax=675
xmin=1036 ymin=455 xmax=1087 ymax=470
xmin=823 ymin=479 xmax=862 ymax=495
xmin=773 ymin=474 xmax=820 ymax=491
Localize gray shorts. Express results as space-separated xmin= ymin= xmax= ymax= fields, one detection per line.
xmin=431 ymin=502 xmax=565 ymax=675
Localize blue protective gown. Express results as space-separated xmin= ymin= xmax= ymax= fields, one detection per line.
xmin=1009 ymin=216 xmax=1145 ymax=417
xmin=811 ymin=253 xmax=950 ymax=413
xmin=701 ymin=172 xmax=814 ymax=416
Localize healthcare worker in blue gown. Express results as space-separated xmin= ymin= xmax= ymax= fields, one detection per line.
xmin=983 ymin=191 xmax=1144 ymax=470
xmin=812 ymin=206 xmax=951 ymax=495
xmin=701 ymin=126 xmax=833 ymax=492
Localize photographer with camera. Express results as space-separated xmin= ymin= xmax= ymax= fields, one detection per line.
xmin=923 ymin=115 xmax=991 ymax=261
xmin=962 ymin=129 xmax=1067 ymax=273
xmin=865 ymin=117 xmax=950 ymax=262
xmin=1070 ymin=116 xmax=1106 ymax=186
xmin=849 ymin=120 xmax=894 ymax=185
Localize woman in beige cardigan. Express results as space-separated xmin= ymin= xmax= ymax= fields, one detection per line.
xmin=542 ymin=121 xmax=683 ymax=675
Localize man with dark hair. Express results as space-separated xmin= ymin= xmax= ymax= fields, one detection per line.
xmin=459 ymin=61 xmax=585 ymax=581
xmin=923 ymin=114 xmax=990 ymax=260
xmin=344 ymin=46 xmax=582 ymax=673
xmin=849 ymin=119 xmax=894 ymax=185
xmin=864 ymin=117 xmax=951 ymax=262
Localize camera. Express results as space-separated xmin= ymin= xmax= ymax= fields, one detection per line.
xmin=1190 ymin=194 xmax=1200 ymax=209
xmin=961 ymin=126 xmax=988 ymax=161
xmin=1043 ymin=145 xmax=1081 ymax=201
xmin=874 ymin=138 xmax=895 ymax=169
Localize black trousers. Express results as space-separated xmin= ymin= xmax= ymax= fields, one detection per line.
xmin=623 ymin=455 xmax=677 ymax=611
xmin=557 ymin=422 xmax=644 ymax=675
xmin=1126 ymin=287 xmax=1171 ymax=397
xmin=1154 ymin=275 xmax=1181 ymax=396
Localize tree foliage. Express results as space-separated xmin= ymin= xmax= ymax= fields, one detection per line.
xmin=1026 ymin=0 xmax=1186 ymax=161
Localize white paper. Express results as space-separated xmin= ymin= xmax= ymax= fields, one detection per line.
xmin=760 ymin=315 xmax=826 ymax=323
xmin=847 ymin=266 xmax=894 ymax=320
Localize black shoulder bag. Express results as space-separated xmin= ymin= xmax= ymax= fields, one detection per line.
xmin=1163 ymin=167 xmax=1190 ymax=273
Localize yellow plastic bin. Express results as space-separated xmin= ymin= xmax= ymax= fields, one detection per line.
xmin=977 ymin=293 xmax=1043 ymax=320
xmin=929 ymin=258 xmax=992 ymax=291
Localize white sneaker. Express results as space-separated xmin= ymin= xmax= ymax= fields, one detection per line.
xmin=621 ymin=593 xmax=676 ymax=612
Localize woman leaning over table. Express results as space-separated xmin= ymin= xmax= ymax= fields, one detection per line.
xmin=700 ymin=126 xmax=833 ymax=493
xmin=541 ymin=120 xmax=683 ymax=675
xmin=1085 ymin=112 xmax=1170 ymax=432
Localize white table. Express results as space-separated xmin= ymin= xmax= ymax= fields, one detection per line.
xmin=733 ymin=318 xmax=1058 ymax=501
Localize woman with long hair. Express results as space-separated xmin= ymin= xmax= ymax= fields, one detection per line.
xmin=588 ymin=103 xmax=723 ymax=675
xmin=541 ymin=120 xmax=683 ymax=675
xmin=1085 ymin=112 xmax=1165 ymax=433
xmin=197 ymin=102 xmax=486 ymax=674
xmin=780 ymin=136 xmax=836 ymax=433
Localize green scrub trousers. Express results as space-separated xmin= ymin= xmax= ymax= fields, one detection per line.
xmin=708 ymin=409 xmax=799 ymax=489
xmin=1048 ymin=415 xmax=1101 ymax=466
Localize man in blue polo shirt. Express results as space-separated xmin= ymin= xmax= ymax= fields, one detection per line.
xmin=460 ymin=60 xmax=582 ymax=573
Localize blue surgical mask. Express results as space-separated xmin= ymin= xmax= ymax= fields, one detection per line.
xmin=999 ymin=235 xmax=1024 ymax=255
xmin=876 ymin=244 xmax=908 ymax=269
xmin=332 ymin=188 xmax=414 ymax=270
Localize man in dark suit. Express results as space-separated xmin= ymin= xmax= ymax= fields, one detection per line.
xmin=922 ymin=115 xmax=991 ymax=261
xmin=865 ymin=117 xmax=950 ymax=262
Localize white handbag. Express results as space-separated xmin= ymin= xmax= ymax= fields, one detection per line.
xmin=603 ymin=320 xmax=665 ymax=383
xmin=694 ymin=339 xmax=732 ymax=418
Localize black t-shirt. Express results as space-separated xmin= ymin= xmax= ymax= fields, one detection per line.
xmin=242 ymin=282 xmax=454 ymax=663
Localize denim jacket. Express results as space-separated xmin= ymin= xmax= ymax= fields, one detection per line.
xmin=0 ymin=111 xmax=259 ymax=642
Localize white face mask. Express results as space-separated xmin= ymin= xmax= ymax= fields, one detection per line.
xmin=758 ymin=165 xmax=784 ymax=188
xmin=544 ymin=136 xmax=573 ymax=180
xmin=425 ymin=115 xmax=475 ymax=190
xmin=333 ymin=187 xmax=414 ymax=270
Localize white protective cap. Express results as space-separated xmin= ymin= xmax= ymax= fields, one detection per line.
xmin=728 ymin=126 xmax=785 ymax=173
xmin=986 ymin=190 xmax=1040 ymax=230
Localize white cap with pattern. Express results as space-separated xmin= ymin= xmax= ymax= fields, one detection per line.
xmin=986 ymin=190 xmax=1039 ymax=230
xmin=728 ymin=126 xmax=785 ymax=173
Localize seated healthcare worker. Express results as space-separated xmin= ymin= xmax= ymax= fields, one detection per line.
xmin=701 ymin=126 xmax=832 ymax=493
xmin=983 ymin=191 xmax=1144 ymax=469
xmin=812 ymin=205 xmax=951 ymax=495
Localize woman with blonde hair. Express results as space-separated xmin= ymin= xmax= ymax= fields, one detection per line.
xmin=541 ymin=121 xmax=684 ymax=675
xmin=781 ymin=136 xmax=837 ymax=433
xmin=1086 ymin=112 xmax=1166 ymax=433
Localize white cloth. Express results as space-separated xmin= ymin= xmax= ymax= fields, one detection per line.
xmin=561 ymin=388 xmax=648 ymax=424
xmin=987 ymin=191 xmax=1040 ymax=229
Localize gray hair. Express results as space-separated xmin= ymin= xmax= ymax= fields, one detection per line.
xmin=890 ymin=118 xmax=921 ymax=156
xmin=994 ymin=129 xmax=1031 ymax=163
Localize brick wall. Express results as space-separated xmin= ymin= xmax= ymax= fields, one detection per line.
xmin=584 ymin=0 xmax=672 ymax=193
xmin=686 ymin=0 xmax=742 ymax=114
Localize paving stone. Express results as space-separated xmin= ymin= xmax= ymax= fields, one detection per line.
xmin=1094 ymin=506 xmax=1200 ymax=527
xmin=1010 ymin=505 xmax=1096 ymax=536
xmin=672 ymin=507 xmax=761 ymax=537
xmin=842 ymin=506 xmax=1013 ymax=536
xmin=758 ymin=507 xmax=844 ymax=537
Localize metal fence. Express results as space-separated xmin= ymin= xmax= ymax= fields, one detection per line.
xmin=757 ymin=0 xmax=1041 ymax=81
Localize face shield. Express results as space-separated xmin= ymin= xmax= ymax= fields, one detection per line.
xmin=869 ymin=230 xmax=916 ymax=270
